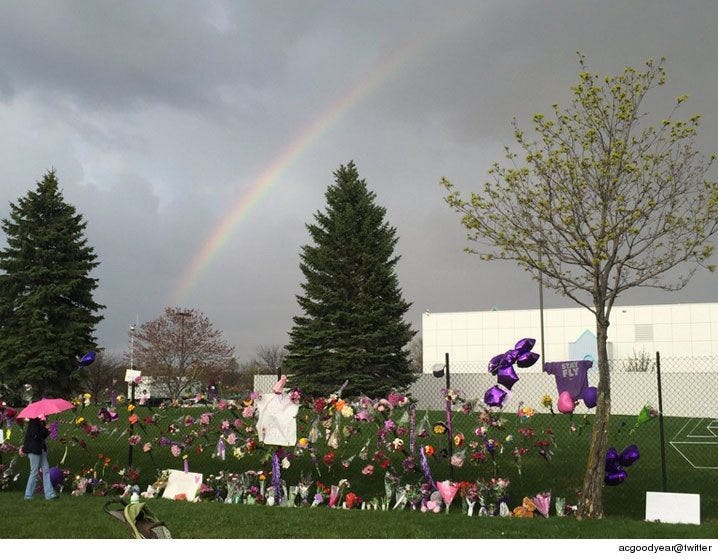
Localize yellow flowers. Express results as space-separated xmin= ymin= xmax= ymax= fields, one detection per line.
xmin=541 ymin=395 xmax=553 ymax=409
xmin=297 ymin=437 xmax=309 ymax=449
xmin=127 ymin=404 xmax=136 ymax=412
xmin=75 ymin=417 xmax=85 ymax=426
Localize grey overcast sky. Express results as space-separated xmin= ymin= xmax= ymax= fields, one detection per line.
xmin=1 ymin=1 xmax=716 ymax=361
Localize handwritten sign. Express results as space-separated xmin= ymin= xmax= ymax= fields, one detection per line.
xmin=162 ymin=469 xmax=203 ymax=502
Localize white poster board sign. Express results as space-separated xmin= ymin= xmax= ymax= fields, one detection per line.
xmin=125 ymin=369 xmax=142 ymax=382
xmin=162 ymin=469 xmax=203 ymax=502
xmin=645 ymin=491 xmax=700 ymax=525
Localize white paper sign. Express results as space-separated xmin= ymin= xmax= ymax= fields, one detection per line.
xmin=125 ymin=369 xmax=142 ymax=382
xmin=645 ymin=491 xmax=700 ymax=525
xmin=162 ymin=469 xmax=203 ymax=502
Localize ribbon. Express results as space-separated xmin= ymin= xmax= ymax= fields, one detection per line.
xmin=272 ymin=451 xmax=281 ymax=506
xmin=408 ymin=403 xmax=416 ymax=455
xmin=445 ymin=396 xmax=453 ymax=446
xmin=419 ymin=445 xmax=436 ymax=490
xmin=216 ymin=438 xmax=226 ymax=461
xmin=183 ymin=458 xmax=189 ymax=473
xmin=49 ymin=421 xmax=59 ymax=440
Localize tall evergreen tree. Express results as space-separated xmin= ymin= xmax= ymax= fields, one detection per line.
xmin=0 ymin=170 xmax=104 ymax=399
xmin=285 ymin=162 xmax=416 ymax=398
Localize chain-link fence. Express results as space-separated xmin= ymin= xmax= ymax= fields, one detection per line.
xmin=409 ymin=353 xmax=717 ymax=497
xmin=3 ymin=353 xmax=714 ymax=517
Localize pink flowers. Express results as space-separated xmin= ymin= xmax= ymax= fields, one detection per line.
xmin=128 ymin=435 xmax=141 ymax=446
xmin=242 ymin=406 xmax=255 ymax=419
xmin=142 ymin=442 xmax=152 ymax=453
xmin=361 ymin=464 xmax=375 ymax=476
xmin=199 ymin=413 xmax=212 ymax=425
xmin=171 ymin=444 xmax=182 ymax=457
xmin=226 ymin=433 xmax=237 ymax=445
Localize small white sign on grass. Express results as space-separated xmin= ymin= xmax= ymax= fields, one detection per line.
xmin=645 ymin=491 xmax=700 ymax=525
xmin=162 ymin=469 xmax=203 ymax=502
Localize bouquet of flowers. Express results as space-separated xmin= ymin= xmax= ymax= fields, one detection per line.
xmin=298 ymin=472 xmax=313 ymax=506
xmin=0 ymin=457 xmax=18 ymax=491
xmin=476 ymin=477 xmax=510 ymax=516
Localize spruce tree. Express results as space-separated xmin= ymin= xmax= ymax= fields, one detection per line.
xmin=285 ymin=162 xmax=416 ymax=398
xmin=0 ymin=170 xmax=104 ymax=399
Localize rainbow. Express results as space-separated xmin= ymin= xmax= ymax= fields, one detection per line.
xmin=171 ymin=14 xmax=467 ymax=304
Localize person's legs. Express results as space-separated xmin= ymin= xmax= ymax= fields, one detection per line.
xmin=40 ymin=452 xmax=56 ymax=499
xmin=24 ymin=453 xmax=40 ymax=499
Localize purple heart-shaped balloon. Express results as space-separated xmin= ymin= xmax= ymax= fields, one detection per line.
xmin=619 ymin=444 xmax=640 ymax=467
xmin=514 ymin=338 xmax=536 ymax=354
xmin=604 ymin=469 xmax=627 ymax=486
xmin=605 ymin=447 xmax=620 ymax=472
xmin=488 ymin=354 xmax=504 ymax=375
xmin=516 ymin=351 xmax=540 ymax=368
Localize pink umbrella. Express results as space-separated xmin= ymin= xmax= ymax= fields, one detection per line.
xmin=17 ymin=398 xmax=75 ymax=420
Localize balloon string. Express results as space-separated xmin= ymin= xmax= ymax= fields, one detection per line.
xmin=419 ymin=445 xmax=436 ymax=490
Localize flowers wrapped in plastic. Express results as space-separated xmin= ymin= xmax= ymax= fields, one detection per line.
xmin=436 ymin=480 xmax=459 ymax=514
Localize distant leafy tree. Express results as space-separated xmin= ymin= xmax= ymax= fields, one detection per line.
xmin=0 ymin=170 xmax=103 ymax=398
xmin=285 ymin=162 xmax=416 ymax=398
xmin=443 ymin=56 xmax=718 ymax=519
xmin=133 ymin=307 xmax=235 ymax=401
xmin=254 ymin=344 xmax=287 ymax=376
xmin=79 ymin=351 xmax=125 ymax=403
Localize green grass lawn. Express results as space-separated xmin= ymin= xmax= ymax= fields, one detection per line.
xmin=0 ymin=492 xmax=715 ymax=539
xmin=2 ymin=400 xmax=716 ymax=533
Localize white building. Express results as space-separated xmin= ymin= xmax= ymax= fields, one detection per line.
xmin=423 ymin=301 xmax=718 ymax=370
xmin=418 ymin=302 xmax=718 ymax=418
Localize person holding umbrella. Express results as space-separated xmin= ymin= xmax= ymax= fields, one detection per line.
xmin=20 ymin=415 xmax=58 ymax=500
xmin=17 ymin=398 xmax=74 ymax=500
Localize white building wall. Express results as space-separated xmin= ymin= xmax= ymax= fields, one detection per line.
xmin=423 ymin=302 xmax=718 ymax=369
xmin=420 ymin=302 xmax=718 ymax=417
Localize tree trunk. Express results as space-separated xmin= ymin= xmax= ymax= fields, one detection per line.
xmin=577 ymin=311 xmax=611 ymax=519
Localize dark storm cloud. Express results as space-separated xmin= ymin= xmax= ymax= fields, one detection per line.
xmin=0 ymin=0 xmax=716 ymax=361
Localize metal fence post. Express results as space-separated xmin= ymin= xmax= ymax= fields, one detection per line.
xmin=127 ymin=381 xmax=135 ymax=467
xmin=655 ymin=351 xmax=668 ymax=492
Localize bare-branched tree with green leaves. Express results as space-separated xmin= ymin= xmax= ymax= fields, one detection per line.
xmin=133 ymin=307 xmax=235 ymax=401
xmin=443 ymin=55 xmax=718 ymax=519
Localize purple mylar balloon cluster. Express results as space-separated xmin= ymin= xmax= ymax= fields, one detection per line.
xmin=605 ymin=444 xmax=640 ymax=486
xmin=483 ymin=338 xmax=540 ymax=408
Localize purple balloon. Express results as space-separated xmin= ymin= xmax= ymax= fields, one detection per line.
xmin=604 ymin=469 xmax=627 ymax=486
xmin=488 ymin=354 xmax=504 ymax=375
xmin=582 ymin=386 xmax=598 ymax=408
xmin=514 ymin=338 xmax=536 ymax=354
xmin=49 ymin=467 xmax=64 ymax=488
xmin=496 ymin=365 xmax=519 ymax=390
xmin=605 ymin=447 xmax=620 ymax=473
xmin=504 ymin=349 xmax=520 ymax=365
xmin=483 ymin=385 xmax=509 ymax=407
xmin=619 ymin=444 xmax=640 ymax=467
xmin=79 ymin=351 xmax=96 ymax=367
xmin=516 ymin=351 xmax=540 ymax=368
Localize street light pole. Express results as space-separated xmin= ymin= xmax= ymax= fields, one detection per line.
xmin=176 ymin=311 xmax=192 ymax=397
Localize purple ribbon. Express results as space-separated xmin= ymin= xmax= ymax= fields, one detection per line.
xmin=217 ymin=438 xmax=226 ymax=461
xmin=49 ymin=421 xmax=59 ymax=440
xmin=419 ymin=446 xmax=436 ymax=490
xmin=408 ymin=403 xmax=416 ymax=455
xmin=272 ymin=451 xmax=281 ymax=506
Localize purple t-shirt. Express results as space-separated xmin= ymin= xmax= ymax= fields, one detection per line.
xmin=543 ymin=361 xmax=593 ymax=399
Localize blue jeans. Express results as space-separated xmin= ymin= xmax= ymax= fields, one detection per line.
xmin=24 ymin=451 xmax=57 ymax=500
